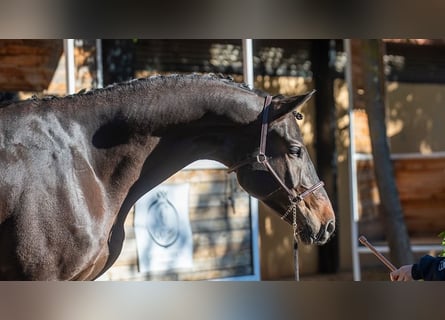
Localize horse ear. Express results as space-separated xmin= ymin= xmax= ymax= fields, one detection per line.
xmin=269 ymin=90 xmax=315 ymax=122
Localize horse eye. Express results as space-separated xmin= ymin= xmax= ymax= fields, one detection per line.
xmin=289 ymin=146 xmax=302 ymax=157
xmin=292 ymin=111 xmax=303 ymax=120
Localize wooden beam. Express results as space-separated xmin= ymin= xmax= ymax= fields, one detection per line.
xmin=0 ymin=40 xmax=63 ymax=91
xmin=311 ymin=40 xmax=339 ymax=273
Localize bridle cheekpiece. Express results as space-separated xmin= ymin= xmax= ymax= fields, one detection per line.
xmin=227 ymin=95 xmax=325 ymax=227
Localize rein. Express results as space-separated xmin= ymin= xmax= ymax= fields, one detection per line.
xmin=227 ymin=95 xmax=325 ymax=281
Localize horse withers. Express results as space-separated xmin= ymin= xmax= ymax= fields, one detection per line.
xmin=0 ymin=74 xmax=335 ymax=280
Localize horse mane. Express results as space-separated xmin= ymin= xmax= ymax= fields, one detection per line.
xmin=18 ymin=73 xmax=256 ymax=106
xmin=83 ymin=73 xmax=255 ymax=98
xmin=0 ymin=74 xmax=262 ymax=117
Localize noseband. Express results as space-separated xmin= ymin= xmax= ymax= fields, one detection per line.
xmin=227 ymin=95 xmax=325 ymax=219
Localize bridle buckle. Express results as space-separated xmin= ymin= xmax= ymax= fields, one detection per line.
xmin=290 ymin=195 xmax=303 ymax=203
xmin=256 ymin=153 xmax=267 ymax=164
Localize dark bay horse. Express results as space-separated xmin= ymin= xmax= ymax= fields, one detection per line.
xmin=0 ymin=74 xmax=335 ymax=280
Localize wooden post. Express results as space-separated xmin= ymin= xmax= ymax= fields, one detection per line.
xmin=311 ymin=39 xmax=339 ymax=273
xmin=63 ymin=39 xmax=76 ymax=94
xmin=349 ymin=39 xmax=414 ymax=267
xmin=360 ymin=39 xmax=414 ymax=266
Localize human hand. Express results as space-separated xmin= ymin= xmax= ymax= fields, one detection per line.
xmin=390 ymin=265 xmax=413 ymax=281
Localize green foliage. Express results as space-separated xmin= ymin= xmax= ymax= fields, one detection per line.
xmin=439 ymin=231 xmax=445 ymax=257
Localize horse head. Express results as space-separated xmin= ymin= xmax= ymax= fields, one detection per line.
xmin=230 ymin=91 xmax=335 ymax=245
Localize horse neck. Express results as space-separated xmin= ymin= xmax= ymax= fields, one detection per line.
xmin=80 ymin=76 xmax=262 ymax=134
xmin=65 ymin=76 xmax=263 ymax=199
xmin=130 ymin=78 xmax=262 ymax=134
xmin=126 ymin=78 xmax=263 ymax=179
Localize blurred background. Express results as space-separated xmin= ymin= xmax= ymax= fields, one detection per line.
xmin=1 ymin=39 xmax=444 ymax=281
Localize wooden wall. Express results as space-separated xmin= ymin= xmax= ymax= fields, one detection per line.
xmin=395 ymin=156 xmax=445 ymax=236
xmin=0 ymin=40 xmax=62 ymax=91
xmin=98 ymin=166 xmax=255 ymax=281
xmin=334 ymin=78 xmax=445 ymax=247
xmin=357 ymin=156 xmax=445 ymax=241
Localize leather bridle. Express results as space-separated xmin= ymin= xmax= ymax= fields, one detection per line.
xmin=227 ymin=95 xmax=325 ymax=214
xmin=227 ymin=95 xmax=326 ymax=281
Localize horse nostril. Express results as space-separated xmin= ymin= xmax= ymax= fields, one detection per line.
xmin=326 ymin=220 xmax=335 ymax=234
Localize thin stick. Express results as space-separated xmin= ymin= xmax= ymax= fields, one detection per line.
xmin=358 ymin=235 xmax=397 ymax=272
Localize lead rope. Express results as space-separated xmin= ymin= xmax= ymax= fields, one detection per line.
xmin=283 ymin=181 xmax=326 ymax=282
xmin=292 ymin=205 xmax=299 ymax=281
xmin=281 ymin=203 xmax=300 ymax=280
xmin=294 ymin=238 xmax=299 ymax=281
